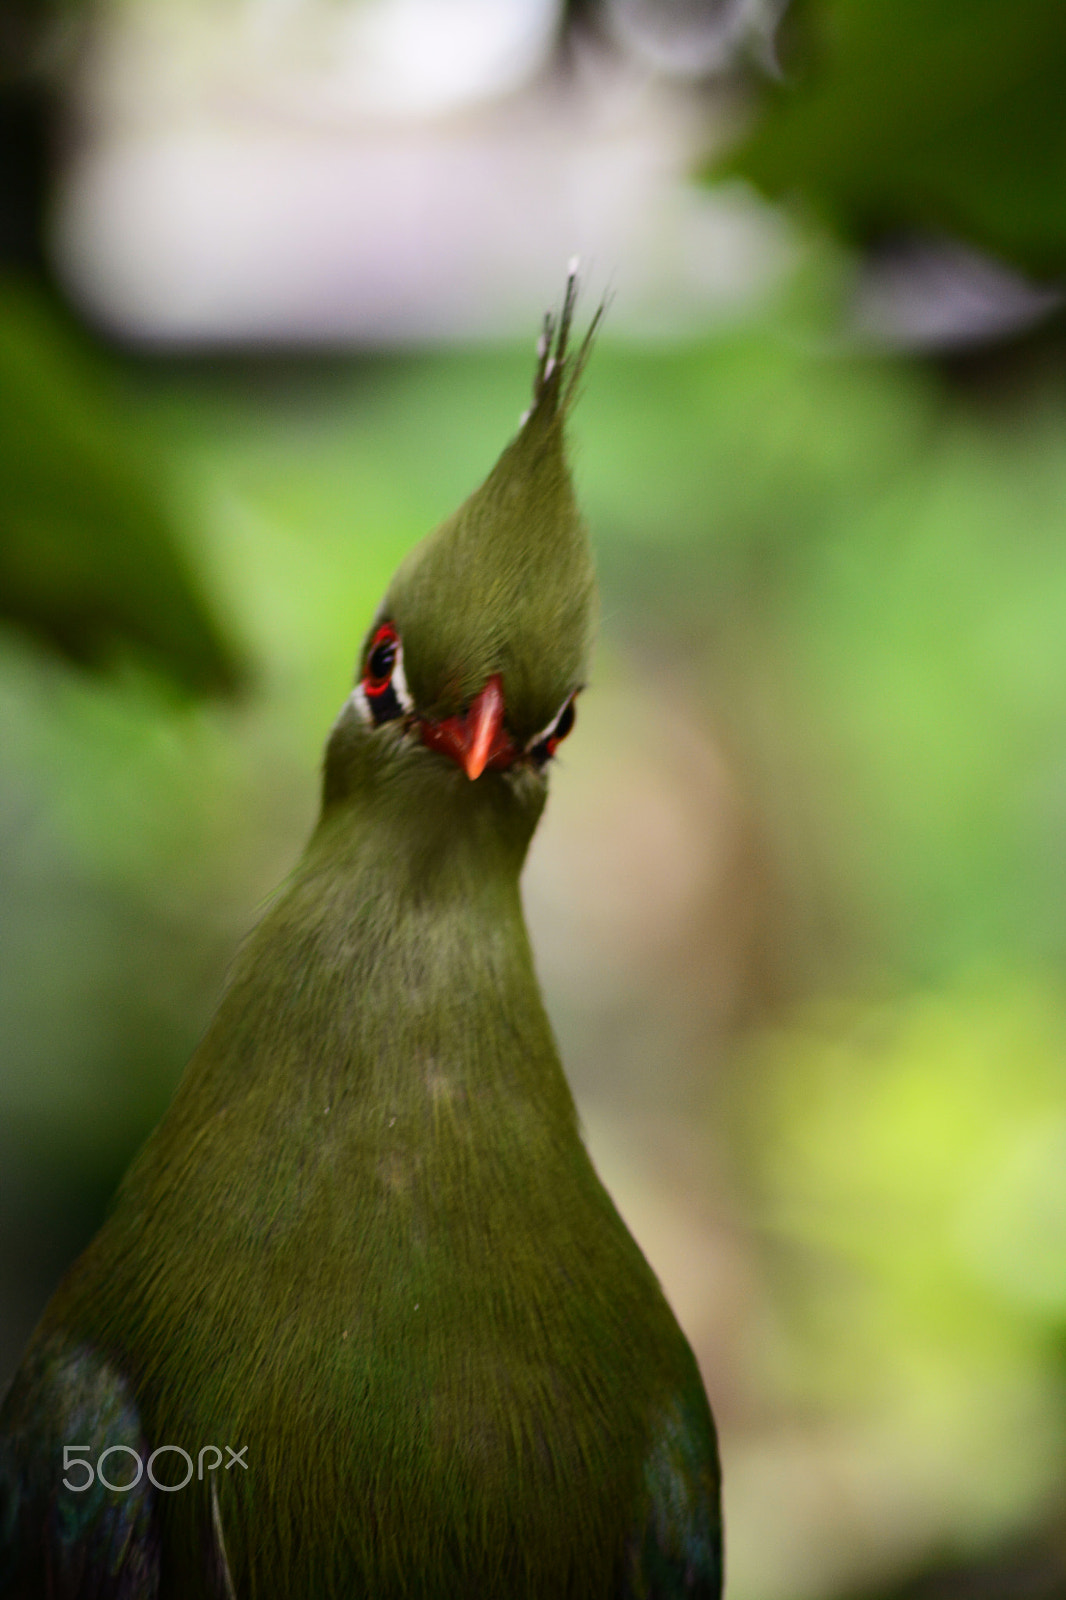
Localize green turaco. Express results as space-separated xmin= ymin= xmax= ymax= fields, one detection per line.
xmin=0 ymin=272 xmax=722 ymax=1599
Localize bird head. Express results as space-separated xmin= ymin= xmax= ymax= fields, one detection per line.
xmin=323 ymin=271 xmax=600 ymax=826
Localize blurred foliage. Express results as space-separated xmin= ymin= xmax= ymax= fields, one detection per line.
xmin=720 ymin=0 xmax=1066 ymax=279
xmin=0 ymin=279 xmax=243 ymax=691
xmin=735 ymin=981 xmax=1066 ymax=1535
xmin=584 ymin=323 xmax=1066 ymax=990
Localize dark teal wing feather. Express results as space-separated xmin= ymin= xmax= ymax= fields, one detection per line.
xmin=0 ymin=1334 xmax=161 ymax=1599
xmin=624 ymin=1369 xmax=723 ymax=1600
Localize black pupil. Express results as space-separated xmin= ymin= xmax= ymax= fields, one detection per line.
xmin=554 ymin=700 xmax=575 ymax=742
xmin=367 ymin=638 xmax=396 ymax=683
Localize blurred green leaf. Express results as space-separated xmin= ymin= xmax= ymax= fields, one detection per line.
xmin=719 ymin=0 xmax=1066 ymax=278
xmin=0 ymin=279 xmax=242 ymax=693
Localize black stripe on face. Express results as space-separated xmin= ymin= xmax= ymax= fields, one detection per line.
xmin=527 ymin=692 xmax=578 ymax=765
xmin=365 ymin=679 xmax=405 ymax=725
xmin=358 ymin=621 xmax=413 ymax=727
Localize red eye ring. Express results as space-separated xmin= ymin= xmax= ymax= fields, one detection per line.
xmin=363 ymin=624 xmax=399 ymax=695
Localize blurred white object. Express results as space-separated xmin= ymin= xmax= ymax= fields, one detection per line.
xmin=852 ymin=236 xmax=1061 ymax=349
xmin=50 ymin=0 xmax=792 ymax=344
xmin=603 ymin=0 xmax=788 ymax=78
xmin=323 ymin=0 xmax=562 ymax=117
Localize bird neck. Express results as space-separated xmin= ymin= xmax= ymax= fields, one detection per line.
xmin=173 ymin=770 xmax=570 ymax=1133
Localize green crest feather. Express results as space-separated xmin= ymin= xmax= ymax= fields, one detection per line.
xmin=381 ymin=271 xmax=602 ymax=739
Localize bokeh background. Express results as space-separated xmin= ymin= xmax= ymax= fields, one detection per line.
xmin=3 ymin=2 xmax=1066 ymax=1595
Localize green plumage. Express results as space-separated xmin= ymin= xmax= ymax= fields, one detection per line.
xmin=0 ymin=278 xmax=721 ymax=1599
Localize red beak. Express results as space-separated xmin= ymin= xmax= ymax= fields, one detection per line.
xmin=418 ymin=674 xmax=514 ymax=780
xmin=462 ymin=674 xmax=506 ymax=780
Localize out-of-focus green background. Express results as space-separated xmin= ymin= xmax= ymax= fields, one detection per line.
xmin=3 ymin=2 xmax=1066 ymax=1595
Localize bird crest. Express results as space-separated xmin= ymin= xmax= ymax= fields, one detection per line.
xmin=377 ymin=265 xmax=602 ymax=745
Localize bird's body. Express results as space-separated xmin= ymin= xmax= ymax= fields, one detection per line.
xmin=1 ymin=278 xmax=722 ymax=1598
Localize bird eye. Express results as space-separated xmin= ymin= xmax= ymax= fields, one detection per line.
xmin=356 ymin=622 xmax=412 ymax=726
xmin=527 ymin=692 xmax=578 ymax=764
xmin=365 ymin=626 xmax=398 ymax=690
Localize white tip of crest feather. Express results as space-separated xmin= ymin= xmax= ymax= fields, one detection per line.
xmin=523 ymin=261 xmax=602 ymax=426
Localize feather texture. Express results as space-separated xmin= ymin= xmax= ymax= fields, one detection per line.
xmin=1 ymin=276 xmax=721 ymax=1599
